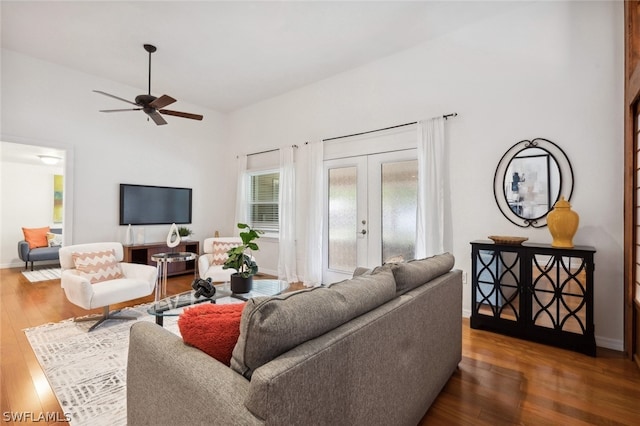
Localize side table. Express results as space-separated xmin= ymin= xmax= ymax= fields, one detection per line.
xmin=151 ymin=252 xmax=197 ymax=301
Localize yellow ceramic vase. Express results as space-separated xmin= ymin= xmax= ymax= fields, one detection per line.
xmin=547 ymin=196 xmax=579 ymax=248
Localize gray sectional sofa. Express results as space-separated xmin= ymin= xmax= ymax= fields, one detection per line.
xmin=127 ymin=253 xmax=462 ymax=426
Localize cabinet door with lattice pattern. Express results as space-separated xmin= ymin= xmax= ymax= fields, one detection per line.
xmin=530 ymin=254 xmax=590 ymax=335
xmin=474 ymin=248 xmax=521 ymax=323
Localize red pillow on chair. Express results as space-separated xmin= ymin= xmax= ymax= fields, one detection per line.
xmin=178 ymin=303 xmax=245 ymax=365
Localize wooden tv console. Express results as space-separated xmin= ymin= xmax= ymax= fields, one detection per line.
xmin=123 ymin=241 xmax=200 ymax=277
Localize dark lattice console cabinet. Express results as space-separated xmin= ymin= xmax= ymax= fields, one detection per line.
xmin=470 ymin=240 xmax=596 ymax=356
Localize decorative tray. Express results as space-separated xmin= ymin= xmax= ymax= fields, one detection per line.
xmin=488 ymin=235 xmax=528 ymax=245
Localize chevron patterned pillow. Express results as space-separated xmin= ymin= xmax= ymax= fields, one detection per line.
xmin=72 ymin=249 xmax=124 ymax=284
xmin=212 ymin=241 xmax=241 ymax=265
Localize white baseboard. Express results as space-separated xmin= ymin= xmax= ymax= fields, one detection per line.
xmin=595 ymin=335 xmax=624 ymax=351
xmin=1 ymin=260 xmax=59 ymax=269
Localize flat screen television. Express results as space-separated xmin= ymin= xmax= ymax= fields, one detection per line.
xmin=119 ymin=184 xmax=192 ymax=225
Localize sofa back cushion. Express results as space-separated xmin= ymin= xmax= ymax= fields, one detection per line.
xmin=392 ymin=253 xmax=455 ymax=295
xmin=230 ymin=268 xmax=396 ymax=379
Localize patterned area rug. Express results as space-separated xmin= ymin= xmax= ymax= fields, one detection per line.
xmin=24 ymin=299 xmax=239 ymax=426
xmin=21 ymin=267 xmax=61 ymax=282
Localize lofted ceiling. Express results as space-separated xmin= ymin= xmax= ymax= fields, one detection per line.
xmin=1 ymin=1 xmax=526 ymax=113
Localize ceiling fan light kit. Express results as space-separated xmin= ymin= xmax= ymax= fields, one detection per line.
xmin=93 ymin=44 xmax=203 ymax=126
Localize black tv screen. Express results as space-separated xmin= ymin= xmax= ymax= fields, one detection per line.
xmin=119 ymin=184 xmax=192 ymax=225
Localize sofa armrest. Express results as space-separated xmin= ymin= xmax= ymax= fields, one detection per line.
xmin=18 ymin=241 xmax=30 ymax=261
xmin=120 ymin=262 xmax=157 ymax=292
xmin=198 ymin=253 xmax=214 ymax=279
xmin=60 ymin=270 xmax=94 ymax=309
xmin=127 ymin=322 xmax=261 ymax=426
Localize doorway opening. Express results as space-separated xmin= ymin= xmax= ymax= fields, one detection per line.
xmin=0 ymin=140 xmax=73 ymax=268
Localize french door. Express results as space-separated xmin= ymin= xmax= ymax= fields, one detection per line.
xmin=323 ymin=150 xmax=418 ymax=284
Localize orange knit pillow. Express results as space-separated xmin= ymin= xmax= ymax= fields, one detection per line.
xmin=22 ymin=227 xmax=50 ymax=249
xmin=178 ymin=303 xmax=245 ymax=365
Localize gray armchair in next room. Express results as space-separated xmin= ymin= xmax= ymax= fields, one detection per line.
xmin=18 ymin=227 xmax=62 ymax=270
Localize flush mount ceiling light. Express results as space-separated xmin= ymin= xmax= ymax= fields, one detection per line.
xmin=38 ymin=155 xmax=62 ymax=165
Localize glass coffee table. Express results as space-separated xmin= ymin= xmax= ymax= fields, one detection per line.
xmin=148 ymin=279 xmax=289 ymax=326
xmin=148 ymin=287 xmax=232 ymax=326
xmin=221 ymin=279 xmax=290 ymax=301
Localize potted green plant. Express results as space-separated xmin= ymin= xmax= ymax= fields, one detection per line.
xmin=223 ymin=223 xmax=263 ymax=293
xmin=177 ymin=226 xmax=193 ymax=240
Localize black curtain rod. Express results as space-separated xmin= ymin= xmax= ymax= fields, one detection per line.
xmin=244 ymin=144 xmax=298 ymax=158
xmin=246 ymin=148 xmax=278 ymax=157
xmin=322 ymin=113 xmax=457 ymax=142
xmin=244 ymin=112 xmax=458 ymax=156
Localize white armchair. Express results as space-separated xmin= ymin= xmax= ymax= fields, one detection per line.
xmin=59 ymin=242 xmax=157 ymax=331
xmin=198 ymin=237 xmax=243 ymax=282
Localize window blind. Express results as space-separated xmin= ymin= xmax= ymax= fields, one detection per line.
xmin=250 ymin=172 xmax=279 ymax=232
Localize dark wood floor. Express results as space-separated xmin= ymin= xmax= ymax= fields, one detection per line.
xmin=2 ymin=266 xmax=640 ymax=425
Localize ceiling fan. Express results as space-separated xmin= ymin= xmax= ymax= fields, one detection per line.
xmin=93 ymin=44 xmax=203 ymax=126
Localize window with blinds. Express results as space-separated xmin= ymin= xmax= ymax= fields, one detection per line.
xmin=249 ymin=171 xmax=279 ymax=232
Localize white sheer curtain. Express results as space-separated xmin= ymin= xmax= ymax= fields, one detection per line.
xmin=416 ymin=117 xmax=445 ymax=258
xmin=278 ymin=146 xmax=298 ymax=283
xmin=302 ymin=141 xmax=324 ymax=287
xmin=234 ymin=155 xmax=248 ymax=231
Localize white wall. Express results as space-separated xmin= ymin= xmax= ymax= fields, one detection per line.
xmin=1 ymin=49 xmax=235 ymax=265
xmin=0 ymin=1 xmax=625 ymax=349
xmin=226 ymin=2 xmax=624 ymax=349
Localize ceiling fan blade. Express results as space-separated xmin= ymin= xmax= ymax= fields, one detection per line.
xmin=147 ymin=110 xmax=168 ymax=126
xmin=93 ymin=90 xmax=138 ymax=106
xmin=159 ymin=109 xmax=203 ymax=121
xmin=149 ymin=95 xmax=176 ymax=109
xmin=99 ymin=108 xmax=142 ymax=113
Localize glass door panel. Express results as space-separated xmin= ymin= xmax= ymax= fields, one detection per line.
xmin=323 ymin=150 xmax=417 ymax=284
xmin=324 ymin=157 xmax=367 ymax=284
xmin=381 ymin=159 xmax=418 ymax=264
xmin=327 ymin=166 xmax=357 ymax=272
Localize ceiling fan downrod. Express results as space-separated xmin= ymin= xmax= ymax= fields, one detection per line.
xmin=143 ymin=44 xmax=156 ymax=96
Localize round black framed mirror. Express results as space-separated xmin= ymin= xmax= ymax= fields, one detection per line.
xmin=493 ymin=138 xmax=573 ymax=228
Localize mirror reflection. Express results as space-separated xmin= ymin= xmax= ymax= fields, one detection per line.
xmin=493 ymin=138 xmax=573 ymax=228
xmin=504 ymin=147 xmax=560 ymax=220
